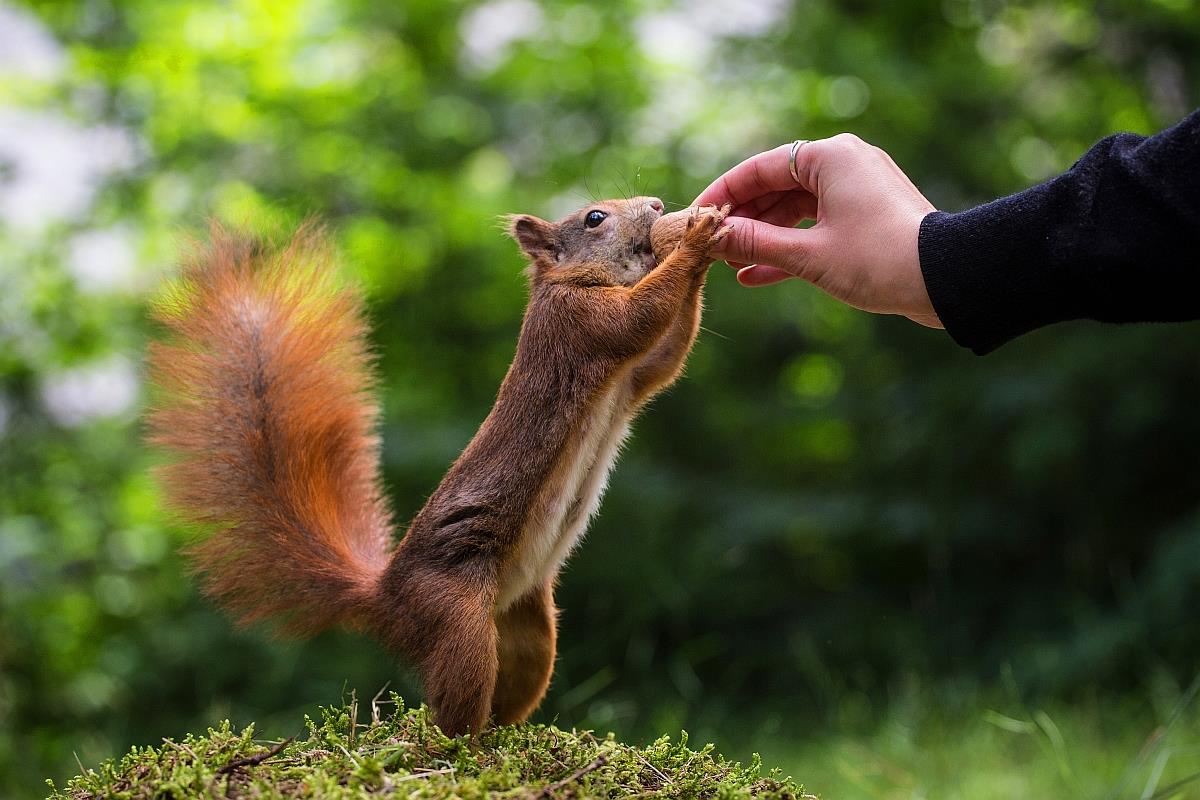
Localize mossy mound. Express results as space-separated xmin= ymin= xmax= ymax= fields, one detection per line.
xmin=48 ymin=697 xmax=809 ymax=799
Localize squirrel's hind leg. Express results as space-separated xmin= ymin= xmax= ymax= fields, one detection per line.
xmin=381 ymin=567 xmax=500 ymax=737
xmin=492 ymin=580 xmax=557 ymax=725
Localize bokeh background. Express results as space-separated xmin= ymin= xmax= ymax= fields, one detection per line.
xmin=3 ymin=0 xmax=1199 ymax=797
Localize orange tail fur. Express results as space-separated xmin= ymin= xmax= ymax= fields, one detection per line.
xmin=146 ymin=224 xmax=392 ymax=636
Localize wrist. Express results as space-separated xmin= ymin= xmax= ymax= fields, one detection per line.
xmin=906 ymin=209 xmax=941 ymax=327
xmin=870 ymin=207 xmax=940 ymax=327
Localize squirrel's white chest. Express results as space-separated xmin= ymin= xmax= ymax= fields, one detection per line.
xmin=495 ymin=381 xmax=633 ymax=612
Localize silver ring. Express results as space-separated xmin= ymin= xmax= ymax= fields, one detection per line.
xmin=788 ymin=139 xmax=809 ymax=184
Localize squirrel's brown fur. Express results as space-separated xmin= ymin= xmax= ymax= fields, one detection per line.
xmin=147 ymin=224 xmax=391 ymax=636
xmin=147 ymin=201 xmax=729 ymax=736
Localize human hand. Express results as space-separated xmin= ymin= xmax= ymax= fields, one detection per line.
xmin=694 ymin=135 xmax=942 ymax=328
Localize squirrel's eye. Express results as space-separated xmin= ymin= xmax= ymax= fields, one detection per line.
xmin=584 ymin=210 xmax=608 ymax=229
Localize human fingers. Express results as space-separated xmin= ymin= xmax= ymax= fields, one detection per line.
xmin=752 ymin=191 xmax=818 ymax=227
xmin=694 ymin=142 xmax=804 ymax=208
xmin=730 ymin=189 xmax=790 ymax=220
xmin=708 ymin=216 xmax=823 ymax=278
xmin=728 ymin=189 xmax=818 ymax=227
xmin=721 ymin=193 xmax=817 ymax=273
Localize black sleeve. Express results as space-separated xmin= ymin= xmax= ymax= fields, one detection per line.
xmin=918 ymin=108 xmax=1200 ymax=355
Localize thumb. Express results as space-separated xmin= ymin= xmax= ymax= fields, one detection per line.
xmin=713 ymin=216 xmax=822 ymax=280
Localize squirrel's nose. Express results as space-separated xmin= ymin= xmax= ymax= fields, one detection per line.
xmin=646 ymin=197 xmax=664 ymax=215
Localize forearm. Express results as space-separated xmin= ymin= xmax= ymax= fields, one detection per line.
xmin=591 ymin=239 xmax=710 ymax=354
xmin=597 ymin=259 xmax=695 ymax=355
xmin=919 ymin=109 xmax=1200 ymax=354
xmin=630 ymin=280 xmax=703 ymax=402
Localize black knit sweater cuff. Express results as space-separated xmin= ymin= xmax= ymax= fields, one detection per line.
xmin=918 ymin=201 xmax=1083 ymax=355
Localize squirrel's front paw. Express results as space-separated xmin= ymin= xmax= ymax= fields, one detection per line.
xmin=686 ymin=206 xmax=729 ymax=253
xmin=650 ymin=204 xmax=732 ymax=267
xmin=680 ymin=204 xmax=731 ymax=272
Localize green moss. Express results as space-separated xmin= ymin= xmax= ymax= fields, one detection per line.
xmin=47 ymin=697 xmax=808 ymax=799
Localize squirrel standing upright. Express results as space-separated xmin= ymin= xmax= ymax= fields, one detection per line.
xmin=147 ymin=199 xmax=730 ymax=736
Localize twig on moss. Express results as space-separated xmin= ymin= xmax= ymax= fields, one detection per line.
xmin=334 ymin=743 xmax=360 ymax=768
xmin=633 ymin=751 xmax=670 ymax=786
xmin=371 ymin=683 xmax=392 ymax=726
xmin=216 ymin=737 xmax=294 ymax=775
xmin=537 ymin=753 xmax=610 ymax=798
xmin=393 ymin=767 xmax=457 ymax=784
xmin=161 ymin=739 xmax=200 ymax=764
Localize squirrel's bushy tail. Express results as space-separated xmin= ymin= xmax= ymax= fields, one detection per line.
xmin=147 ymin=223 xmax=391 ymax=636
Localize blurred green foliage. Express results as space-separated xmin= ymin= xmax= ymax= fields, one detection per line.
xmin=2 ymin=0 xmax=1199 ymax=797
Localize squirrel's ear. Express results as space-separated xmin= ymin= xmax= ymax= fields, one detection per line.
xmin=505 ymin=214 xmax=560 ymax=266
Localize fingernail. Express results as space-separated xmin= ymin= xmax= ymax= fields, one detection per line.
xmin=738 ymin=264 xmax=773 ymax=287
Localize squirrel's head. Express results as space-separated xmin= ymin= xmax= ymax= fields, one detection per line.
xmin=506 ymin=196 xmax=666 ymax=287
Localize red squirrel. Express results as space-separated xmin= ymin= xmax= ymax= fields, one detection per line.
xmin=147 ymin=199 xmax=730 ymax=736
